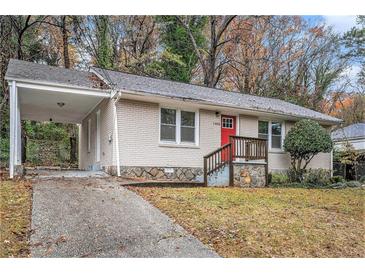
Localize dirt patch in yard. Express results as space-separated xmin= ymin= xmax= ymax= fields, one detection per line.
xmin=130 ymin=187 xmax=365 ymax=258
xmin=0 ymin=180 xmax=32 ymax=257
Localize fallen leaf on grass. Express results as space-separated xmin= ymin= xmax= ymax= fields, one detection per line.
xmin=54 ymin=235 xmax=67 ymax=245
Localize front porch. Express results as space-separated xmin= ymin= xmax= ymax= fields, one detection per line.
xmin=204 ymin=136 xmax=268 ymax=187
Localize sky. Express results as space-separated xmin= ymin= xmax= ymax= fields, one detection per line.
xmin=323 ymin=16 xmax=358 ymax=33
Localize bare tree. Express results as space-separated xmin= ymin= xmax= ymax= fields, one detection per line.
xmin=176 ymin=15 xmax=237 ymax=88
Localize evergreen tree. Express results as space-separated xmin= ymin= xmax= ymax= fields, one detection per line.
xmin=157 ymin=16 xmax=207 ymax=82
xmin=95 ymin=16 xmax=113 ymax=69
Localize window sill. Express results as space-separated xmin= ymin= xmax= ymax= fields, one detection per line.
xmin=233 ymin=159 xmax=267 ymax=164
xmin=159 ymin=142 xmax=199 ymax=149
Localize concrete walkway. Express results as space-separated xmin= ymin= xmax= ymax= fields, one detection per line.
xmin=26 ymin=168 xmax=109 ymax=179
xmin=30 ymin=177 xmax=218 ymax=258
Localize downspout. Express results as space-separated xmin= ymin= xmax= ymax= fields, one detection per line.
xmin=113 ymin=91 xmax=122 ymax=176
xmin=9 ymin=81 xmax=16 ymax=178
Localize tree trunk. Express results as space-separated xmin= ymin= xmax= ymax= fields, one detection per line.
xmin=61 ymin=16 xmax=70 ymax=69
xmin=205 ymin=17 xmax=217 ymax=88
xmin=21 ymin=131 xmax=26 ymax=163
xmin=69 ymin=136 xmax=77 ymax=163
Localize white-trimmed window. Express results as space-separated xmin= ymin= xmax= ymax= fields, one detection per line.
xmin=87 ymin=118 xmax=91 ymax=153
xmin=258 ymin=120 xmax=284 ymax=150
xmin=181 ymin=111 xmax=195 ymax=143
xmin=160 ymin=108 xmax=176 ymax=141
xmin=160 ymin=107 xmax=199 ymax=145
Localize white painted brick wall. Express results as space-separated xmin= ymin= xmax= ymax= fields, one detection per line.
xmin=80 ymin=98 xmax=332 ymax=172
xmin=117 ymin=99 xmax=221 ymax=168
xmin=80 ymin=98 xmax=114 ymax=169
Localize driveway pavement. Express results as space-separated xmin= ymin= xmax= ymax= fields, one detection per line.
xmin=30 ymin=177 xmax=218 ymax=258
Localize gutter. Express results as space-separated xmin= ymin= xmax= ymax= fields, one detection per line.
xmin=5 ymin=76 xmax=113 ymax=94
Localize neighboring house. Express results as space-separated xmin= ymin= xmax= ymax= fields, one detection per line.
xmin=331 ymin=123 xmax=365 ymax=181
xmin=5 ymin=59 xmax=341 ymax=185
xmin=331 ymin=123 xmax=365 ymax=152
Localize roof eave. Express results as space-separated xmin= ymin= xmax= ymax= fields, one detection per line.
xmin=117 ymin=88 xmax=342 ymax=125
xmin=5 ymin=76 xmax=112 ymax=94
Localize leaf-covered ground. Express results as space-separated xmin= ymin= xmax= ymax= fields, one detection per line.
xmin=131 ymin=187 xmax=365 ymax=257
xmin=0 ymin=180 xmax=32 ymax=257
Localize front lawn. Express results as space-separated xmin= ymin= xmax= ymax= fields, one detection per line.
xmin=131 ymin=187 xmax=364 ymax=257
xmin=0 ymin=180 xmax=32 ymax=257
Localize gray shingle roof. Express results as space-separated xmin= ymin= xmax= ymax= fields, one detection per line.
xmin=331 ymin=123 xmax=365 ymax=141
xmin=4 ymin=59 xmax=341 ymax=124
xmin=93 ymin=67 xmax=341 ymax=124
xmin=5 ymin=59 xmax=108 ymax=91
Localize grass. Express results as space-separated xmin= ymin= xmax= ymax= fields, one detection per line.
xmin=0 ymin=180 xmax=32 ymax=257
xmin=131 ymin=187 xmax=365 ymax=257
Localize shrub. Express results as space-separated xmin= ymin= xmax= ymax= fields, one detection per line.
xmin=271 ymin=172 xmax=289 ymax=185
xmin=302 ymin=169 xmax=331 ymax=186
xmin=330 ymin=175 xmax=345 ymax=184
xmin=346 ymin=181 xmax=361 ymax=188
xmin=284 ymin=119 xmax=333 ymax=181
xmin=287 ymin=168 xmax=301 ymax=183
xmin=360 ymin=176 xmax=365 ymax=183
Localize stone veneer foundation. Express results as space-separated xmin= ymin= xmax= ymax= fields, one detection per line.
xmin=233 ymin=162 xmax=267 ymax=187
xmin=104 ymin=163 xmax=266 ymax=187
xmin=105 ymin=166 xmax=203 ymax=181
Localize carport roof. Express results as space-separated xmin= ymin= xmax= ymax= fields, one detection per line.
xmin=5 ymin=59 xmax=109 ymax=91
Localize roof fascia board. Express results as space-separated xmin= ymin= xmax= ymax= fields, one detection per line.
xmin=15 ymin=81 xmax=110 ymax=98
xmin=6 ymin=77 xmax=112 ymax=95
xmin=333 ymin=137 xmax=365 ymax=142
xmin=118 ymin=88 xmax=341 ymax=125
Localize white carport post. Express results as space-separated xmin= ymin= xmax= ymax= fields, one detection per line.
xmin=9 ymin=80 xmax=21 ymax=179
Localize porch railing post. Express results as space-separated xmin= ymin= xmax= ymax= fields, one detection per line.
xmin=203 ymin=156 xmax=208 ymax=187
xmin=265 ymin=139 xmax=269 ymax=186
xmin=229 ymin=143 xmax=234 ymax=187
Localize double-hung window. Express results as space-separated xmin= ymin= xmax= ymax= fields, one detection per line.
xmin=160 ymin=108 xmax=176 ymax=141
xmin=271 ymin=122 xmax=282 ymax=149
xmin=180 ymin=111 xmax=195 ymax=143
xmin=258 ymin=120 xmax=284 ymax=150
xmin=160 ymin=107 xmax=198 ymax=145
xmin=258 ymin=121 xmax=269 ymax=140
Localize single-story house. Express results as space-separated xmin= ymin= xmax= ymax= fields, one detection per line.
xmin=331 ymin=123 xmax=365 ymax=180
xmin=331 ymin=123 xmax=365 ymax=152
xmin=5 ymin=59 xmax=341 ymax=186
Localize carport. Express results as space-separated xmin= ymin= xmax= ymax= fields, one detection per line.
xmin=6 ymin=59 xmax=111 ymax=178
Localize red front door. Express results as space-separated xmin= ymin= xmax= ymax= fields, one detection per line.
xmin=221 ymin=115 xmax=236 ymax=146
